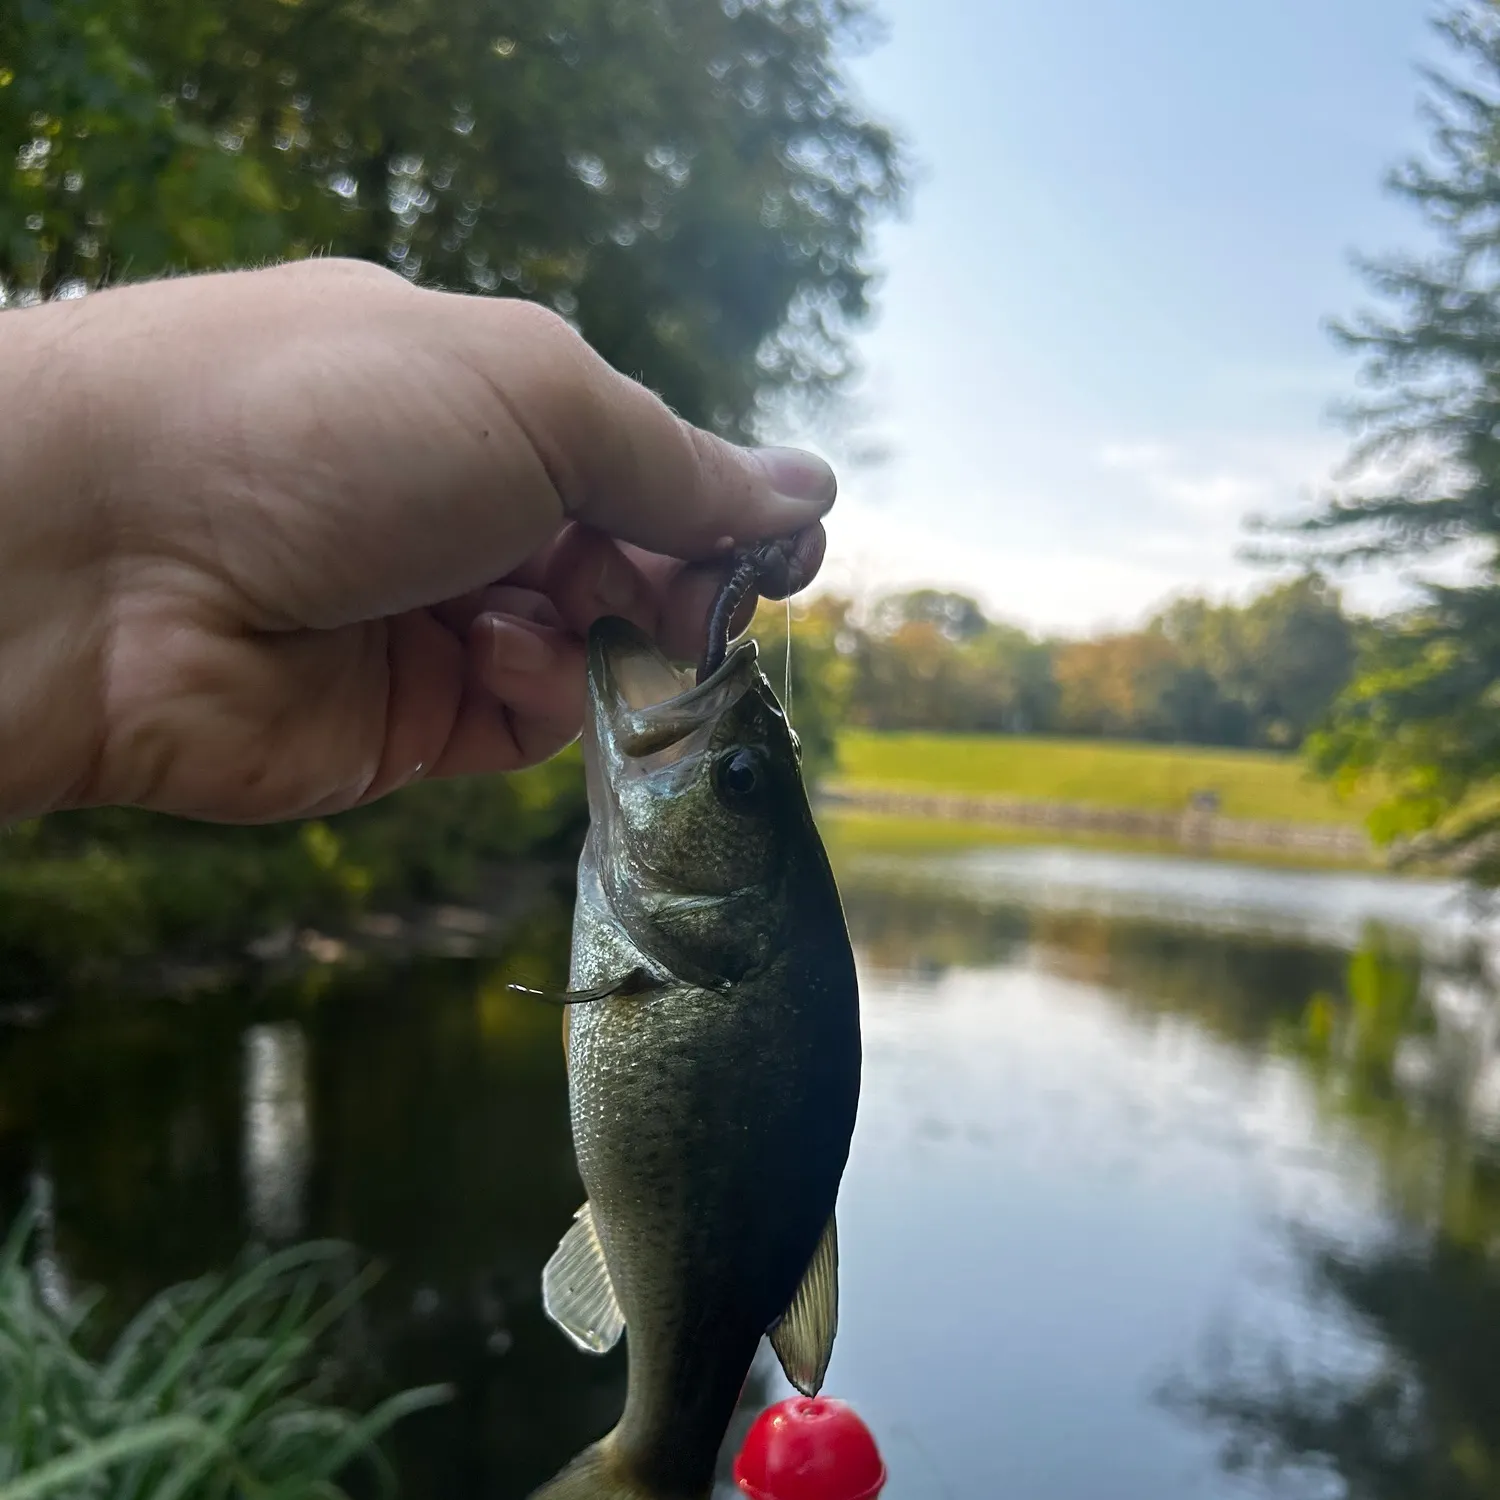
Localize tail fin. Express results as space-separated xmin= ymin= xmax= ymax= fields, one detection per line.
xmin=530 ymin=1437 xmax=685 ymax=1500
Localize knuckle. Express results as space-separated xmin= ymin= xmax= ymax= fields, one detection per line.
xmin=498 ymin=295 xmax=580 ymax=347
xmin=683 ymin=419 xmax=742 ymax=494
xmin=279 ymin=256 xmax=410 ymax=291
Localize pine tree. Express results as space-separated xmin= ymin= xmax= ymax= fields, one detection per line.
xmin=1285 ymin=2 xmax=1500 ymax=881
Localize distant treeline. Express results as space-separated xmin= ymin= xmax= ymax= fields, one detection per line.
xmin=3 ymin=575 xmax=1364 ymax=989
xmin=751 ymin=573 xmax=1363 ymax=768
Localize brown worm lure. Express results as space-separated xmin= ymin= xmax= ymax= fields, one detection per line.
xmin=696 ymin=531 xmax=814 ymax=685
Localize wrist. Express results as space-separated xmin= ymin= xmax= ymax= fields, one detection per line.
xmin=0 ymin=300 xmax=112 ymax=821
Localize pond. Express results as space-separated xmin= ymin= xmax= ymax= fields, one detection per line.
xmin=3 ymin=837 xmax=1500 ymax=1499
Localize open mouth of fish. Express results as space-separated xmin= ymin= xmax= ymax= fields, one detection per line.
xmin=587 ymin=615 xmax=762 ymax=761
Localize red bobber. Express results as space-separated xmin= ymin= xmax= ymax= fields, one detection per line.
xmin=733 ymin=1396 xmax=886 ymax=1500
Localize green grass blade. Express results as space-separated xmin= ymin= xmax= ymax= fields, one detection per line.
xmin=131 ymin=1243 xmax=349 ymax=1409
xmin=0 ymin=1417 xmax=219 ymax=1500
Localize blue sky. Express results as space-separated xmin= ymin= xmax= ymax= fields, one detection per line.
xmin=788 ymin=0 xmax=1445 ymax=633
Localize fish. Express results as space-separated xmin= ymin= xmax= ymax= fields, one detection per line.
xmin=528 ymin=610 xmax=862 ymax=1500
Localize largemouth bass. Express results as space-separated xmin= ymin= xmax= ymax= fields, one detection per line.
xmin=529 ymin=612 xmax=861 ymax=1500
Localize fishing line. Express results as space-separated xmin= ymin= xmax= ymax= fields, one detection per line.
xmin=784 ymin=594 xmax=794 ymax=727
xmin=505 ymin=983 xmax=589 ymax=1007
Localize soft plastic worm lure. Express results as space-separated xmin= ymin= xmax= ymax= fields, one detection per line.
xmin=696 ymin=531 xmax=814 ymax=685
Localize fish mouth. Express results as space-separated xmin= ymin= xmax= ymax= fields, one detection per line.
xmin=587 ymin=615 xmax=759 ymax=759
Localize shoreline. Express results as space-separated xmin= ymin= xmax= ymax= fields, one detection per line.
xmin=818 ymin=784 xmax=1377 ymax=865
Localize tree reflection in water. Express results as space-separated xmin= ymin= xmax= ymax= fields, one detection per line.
xmin=242 ymin=1021 xmax=310 ymax=1245
xmin=6 ymin=858 xmax=1500 ymax=1497
xmin=1159 ymin=926 xmax=1500 ymax=1500
xmin=840 ymin=864 xmax=1500 ymax=1500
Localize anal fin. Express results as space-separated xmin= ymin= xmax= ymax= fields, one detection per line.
xmin=543 ymin=1202 xmax=625 ymax=1354
xmin=769 ymin=1211 xmax=839 ymax=1396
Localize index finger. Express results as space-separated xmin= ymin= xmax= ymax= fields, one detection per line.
xmin=430 ymin=291 xmax=838 ymax=560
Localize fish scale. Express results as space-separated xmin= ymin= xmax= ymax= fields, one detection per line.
xmin=530 ymin=614 xmax=861 ymax=1500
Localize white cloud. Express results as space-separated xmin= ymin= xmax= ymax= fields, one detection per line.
xmin=797 ymin=427 xmax=1444 ymax=635
xmin=1161 ymin=472 xmax=1270 ymax=517
xmin=812 ymin=499 xmax=1229 ymax=636
xmin=1098 ymin=441 xmax=1177 ymax=473
xmin=1095 ymin=434 xmax=1345 ymax=524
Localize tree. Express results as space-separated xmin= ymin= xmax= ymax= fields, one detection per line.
xmin=1155 ymin=576 xmax=1355 ymax=748
xmin=870 ymin=589 xmax=989 ymax=643
xmin=745 ymin=592 xmax=853 ymax=783
xmin=1273 ymin=3 xmax=1500 ymax=877
xmin=2 ymin=0 xmax=905 ymax=436
xmin=1238 ymin=577 xmax=1356 ymax=746
xmin=0 ymin=0 xmax=904 ymax=982
xmin=965 ymin=622 xmax=1057 ymax=734
xmin=1052 ymin=631 xmax=1184 ymax=740
xmin=844 ymin=590 xmax=1058 ymax=734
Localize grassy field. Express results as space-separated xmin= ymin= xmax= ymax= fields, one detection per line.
xmin=830 ymin=731 xmax=1380 ymax=828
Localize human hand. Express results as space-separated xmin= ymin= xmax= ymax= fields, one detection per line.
xmin=0 ymin=259 xmax=833 ymax=823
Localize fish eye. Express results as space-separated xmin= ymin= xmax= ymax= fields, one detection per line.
xmin=713 ymin=747 xmax=767 ymax=810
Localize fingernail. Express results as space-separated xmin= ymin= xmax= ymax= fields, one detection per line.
xmin=751 ymin=446 xmax=837 ymax=512
xmin=596 ymin=551 xmax=638 ymax=612
xmin=483 ymin=616 xmax=552 ymax=674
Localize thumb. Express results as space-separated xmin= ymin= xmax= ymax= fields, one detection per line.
xmin=440 ymin=294 xmax=838 ymax=560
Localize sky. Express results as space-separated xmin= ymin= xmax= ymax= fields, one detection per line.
xmin=783 ymin=0 xmax=1447 ymax=635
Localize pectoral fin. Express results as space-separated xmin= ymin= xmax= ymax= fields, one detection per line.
xmin=543 ymin=1202 xmax=625 ymax=1355
xmin=769 ymin=1212 xmax=839 ymax=1396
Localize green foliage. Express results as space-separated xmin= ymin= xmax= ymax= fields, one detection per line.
xmin=0 ymin=0 xmax=903 ymax=982
xmin=825 ymin=575 xmax=1358 ymax=749
xmin=1269 ymin=4 xmax=1500 ymax=879
xmin=1306 ymin=599 xmax=1500 ymax=877
xmin=1156 ymin=575 xmax=1356 ymax=748
xmin=0 ymin=813 xmax=368 ymax=989
xmin=1179 ymin=930 xmax=1500 ymax=1500
xmin=1287 ymin=926 xmax=1429 ymax=1089
xmin=0 ymin=566 xmax=1367 ymax=986
xmin=870 ymin=588 xmax=989 ymax=642
xmin=852 ymin=607 xmax=1057 ymax=735
xmin=1 ymin=0 xmax=905 ymax=435
xmin=1052 ymin=575 xmax=1354 ymax=747
xmin=0 ymin=0 xmax=294 ymax=294
xmin=747 ymin=594 xmax=852 ymax=782
xmin=325 ymin=748 xmax=588 ymax=903
xmin=0 ymin=756 xmax=588 ymax=989
xmin=0 ymin=1207 xmax=449 ymax=1499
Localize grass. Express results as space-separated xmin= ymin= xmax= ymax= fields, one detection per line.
xmin=0 ymin=1201 xmax=449 ymax=1500
xmin=831 ymin=731 xmax=1381 ymax=828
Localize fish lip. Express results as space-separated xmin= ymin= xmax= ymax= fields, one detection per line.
xmin=587 ymin=615 xmax=759 ymax=757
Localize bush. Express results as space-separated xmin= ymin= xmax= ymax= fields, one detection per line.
xmin=0 ymin=754 xmax=590 ymax=988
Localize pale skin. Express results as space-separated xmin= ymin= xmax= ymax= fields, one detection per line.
xmin=0 ymin=258 xmax=835 ymax=826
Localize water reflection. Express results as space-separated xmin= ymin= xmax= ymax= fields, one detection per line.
xmin=851 ymin=843 xmax=1480 ymax=951
xmin=242 ymin=1021 xmax=311 ymax=1243
xmin=3 ymin=845 xmax=1500 ymax=1497
xmin=25 ymin=1166 xmax=72 ymax=1315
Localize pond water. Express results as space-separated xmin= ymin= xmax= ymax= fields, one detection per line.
xmin=3 ymin=839 xmax=1500 ymax=1499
